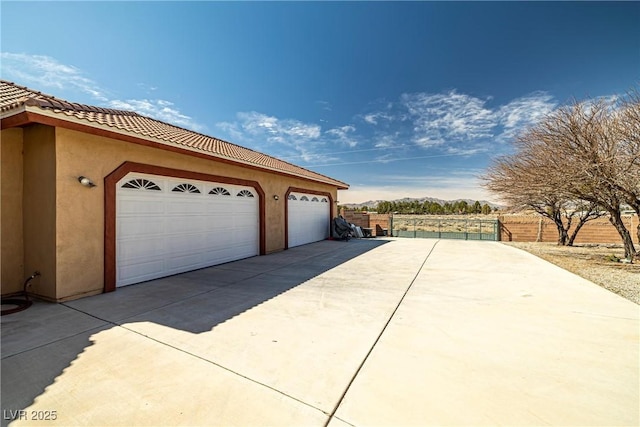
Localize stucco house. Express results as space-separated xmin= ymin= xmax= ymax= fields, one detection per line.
xmin=1 ymin=80 xmax=348 ymax=302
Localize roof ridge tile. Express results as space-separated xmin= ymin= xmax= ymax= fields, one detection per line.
xmin=0 ymin=80 xmax=348 ymax=188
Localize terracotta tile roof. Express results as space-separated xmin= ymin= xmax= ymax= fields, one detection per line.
xmin=0 ymin=80 xmax=348 ymax=189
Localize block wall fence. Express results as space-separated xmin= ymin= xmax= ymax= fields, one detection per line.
xmin=340 ymin=209 xmax=391 ymax=236
xmin=340 ymin=209 xmax=639 ymax=244
xmin=498 ymin=215 xmax=639 ymax=244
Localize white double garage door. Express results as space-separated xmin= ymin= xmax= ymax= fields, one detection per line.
xmin=116 ymin=173 xmax=329 ymax=287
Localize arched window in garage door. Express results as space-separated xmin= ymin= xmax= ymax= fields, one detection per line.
xmin=115 ymin=173 xmax=259 ymax=287
xmin=172 ymin=183 xmax=200 ymax=193
xmin=121 ymin=179 xmax=161 ymax=191
xmin=286 ymin=190 xmax=331 ymax=248
xmin=209 ymin=187 xmax=231 ymax=196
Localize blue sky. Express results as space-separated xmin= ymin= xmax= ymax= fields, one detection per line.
xmin=2 ymin=1 xmax=638 ymax=204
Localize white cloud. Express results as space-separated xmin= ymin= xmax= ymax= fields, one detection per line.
xmin=137 ymin=82 xmax=158 ymax=93
xmin=218 ymin=111 xmax=332 ymax=163
xmin=496 ymin=91 xmax=557 ymax=141
xmin=363 ymin=114 xmax=378 ymax=125
xmin=401 ymin=90 xmax=496 ymax=148
xmin=236 ymin=111 xmax=321 ymax=141
xmin=216 ymin=112 xmax=365 ymax=164
xmin=374 ymin=153 xmax=396 ymax=164
xmin=360 ymin=89 xmax=560 ymax=153
xmin=373 ymin=132 xmax=401 ymax=148
xmin=362 ymin=112 xmax=393 ymax=125
xmin=0 ymin=52 xmax=205 ymax=132
xmin=316 ymin=100 xmax=332 ymax=111
xmin=445 ymin=146 xmax=488 ymax=156
xmin=326 ymin=125 xmax=357 ymax=147
xmin=108 ymin=99 xmax=206 ymax=132
xmin=1 ymin=52 xmax=109 ymax=101
xmin=215 ymin=121 xmax=244 ymax=142
xmin=412 ymin=135 xmax=445 ymax=148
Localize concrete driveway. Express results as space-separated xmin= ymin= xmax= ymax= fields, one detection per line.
xmin=2 ymin=238 xmax=638 ymax=426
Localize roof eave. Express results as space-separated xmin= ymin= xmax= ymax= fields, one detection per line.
xmin=0 ymin=105 xmax=32 ymax=128
xmin=1 ymin=105 xmax=350 ymax=190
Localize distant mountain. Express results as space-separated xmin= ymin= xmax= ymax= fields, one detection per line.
xmin=341 ymin=196 xmax=503 ymax=210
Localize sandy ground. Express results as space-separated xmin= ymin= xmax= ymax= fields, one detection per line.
xmin=504 ymin=242 xmax=640 ymax=305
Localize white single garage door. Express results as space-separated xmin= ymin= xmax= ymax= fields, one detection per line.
xmin=287 ymin=192 xmax=330 ymax=248
xmin=116 ymin=173 xmax=259 ymax=287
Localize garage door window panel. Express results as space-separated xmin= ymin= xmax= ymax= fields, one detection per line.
xmin=237 ymin=189 xmax=255 ymax=197
xmin=121 ymin=179 xmax=162 ymax=191
xmin=287 ymin=191 xmax=330 ymax=248
xmin=209 ymin=187 xmax=231 ymax=196
xmin=172 ymin=183 xmax=201 ymax=193
xmin=116 ymin=173 xmax=260 ymax=287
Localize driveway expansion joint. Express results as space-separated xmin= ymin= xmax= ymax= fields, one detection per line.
xmin=1 ymin=324 xmax=110 ymax=360
xmin=323 ymin=240 xmax=440 ymax=427
xmin=117 ymin=323 xmax=329 ymax=418
xmin=62 ymin=300 xmax=325 ymax=415
xmin=3 ymin=239 xmax=638 ymax=426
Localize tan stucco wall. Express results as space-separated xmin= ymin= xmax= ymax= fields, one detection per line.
xmin=22 ymin=124 xmax=57 ymax=300
xmin=1 ymin=128 xmax=25 ymax=295
xmin=54 ymin=127 xmax=338 ymax=300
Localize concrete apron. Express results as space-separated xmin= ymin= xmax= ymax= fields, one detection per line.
xmin=1 ymin=239 xmax=638 ymax=426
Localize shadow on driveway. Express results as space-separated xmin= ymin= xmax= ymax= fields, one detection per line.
xmin=1 ymin=239 xmax=387 ymax=425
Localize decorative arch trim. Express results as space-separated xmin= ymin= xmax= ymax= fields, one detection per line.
xmin=284 ymin=187 xmax=335 ymax=250
xmin=104 ymin=161 xmax=266 ymax=292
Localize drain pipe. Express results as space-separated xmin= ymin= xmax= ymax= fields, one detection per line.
xmin=1 ymin=271 xmax=40 ymax=316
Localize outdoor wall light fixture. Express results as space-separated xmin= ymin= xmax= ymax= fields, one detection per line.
xmin=273 ymin=195 xmax=279 ymax=200
xmin=78 ymin=176 xmax=97 ymax=188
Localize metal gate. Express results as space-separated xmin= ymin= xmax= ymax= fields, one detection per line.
xmin=391 ymin=215 xmax=499 ymax=241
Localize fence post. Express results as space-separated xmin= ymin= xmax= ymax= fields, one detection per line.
xmin=413 ymin=217 xmax=417 ymax=238
xmin=480 ymin=220 xmax=483 ymax=240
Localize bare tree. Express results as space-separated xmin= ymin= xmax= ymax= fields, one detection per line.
xmin=483 ymin=145 xmax=603 ymax=246
xmin=566 ymin=200 xmax=607 ymax=246
xmin=613 ymin=91 xmax=640 ymax=243
xmin=484 ymin=92 xmax=640 ymax=258
xmin=523 ymin=97 xmax=638 ymax=259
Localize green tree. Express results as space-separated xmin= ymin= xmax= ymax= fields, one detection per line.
xmin=429 ymin=202 xmax=443 ymax=215
xmin=455 ymin=200 xmax=468 ymax=214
